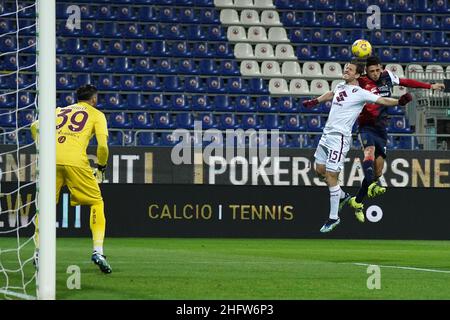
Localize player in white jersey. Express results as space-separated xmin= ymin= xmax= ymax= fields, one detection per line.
xmin=302 ymin=60 xmax=413 ymax=233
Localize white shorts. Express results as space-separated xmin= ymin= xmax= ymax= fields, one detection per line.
xmin=314 ymin=133 xmax=351 ymax=172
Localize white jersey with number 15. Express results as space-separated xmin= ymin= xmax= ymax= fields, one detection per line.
xmin=323 ymin=82 xmax=380 ymax=137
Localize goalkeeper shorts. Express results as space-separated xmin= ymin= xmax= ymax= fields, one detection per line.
xmin=56 ymin=165 xmax=103 ymax=206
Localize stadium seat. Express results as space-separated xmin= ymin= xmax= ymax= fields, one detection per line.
xmin=170 ymin=94 xmax=190 ymax=111
xmin=219 ymin=114 xmax=238 ymax=130
xmin=321 ymin=100 xmax=332 ymax=114
xmin=160 ymin=133 xmax=178 ymax=146
xmin=255 ymin=0 xmax=275 ymax=8
xmin=283 ymin=114 xmax=305 ymax=131
xmin=323 ymin=62 xmax=343 ymax=78
xmin=440 ymin=49 xmax=450 ymax=62
xmin=192 ymin=42 xmax=211 ymax=58
xmin=255 ymin=43 xmax=274 ymax=59
xmin=56 ymin=74 xmax=75 ymax=90
xmin=87 ymin=39 xmax=105 ymax=55
xmin=247 ymin=26 xmax=267 ymax=42
xmin=235 ymin=96 xmax=254 ymax=112
xmin=109 ymin=112 xmax=131 ymax=129
xmin=269 ymin=78 xmax=289 ymax=94
xmin=70 ymin=56 xmax=87 ymax=72
xmin=261 ymin=10 xmax=282 ymax=26
xmin=208 ymin=26 xmax=226 ymax=41
xmin=235 ymin=43 xmax=255 ymax=58
xmin=219 ymin=60 xmax=239 ymax=75
xmin=137 ymin=132 xmax=157 ymax=146
xmin=277 ymin=96 xmax=296 ymax=113
xmin=164 ymin=76 xmax=183 ymax=92
xmin=268 ymin=27 xmax=289 ymax=42
xmin=306 ymin=115 xmax=323 ymax=132
xmin=176 ymin=113 xmax=195 ymax=129
xmin=310 ymin=80 xmax=330 ymax=95
xmin=154 ymin=112 xmax=175 ymax=129
xmin=185 ymin=76 xmax=205 ymax=92
xmin=419 ymin=49 xmax=435 ymax=62
xmin=220 ymin=9 xmax=240 ymax=24
xmin=214 ymin=0 xmax=233 ymax=7
xmin=282 ymin=61 xmax=301 ymax=77
xmin=242 ymin=114 xmax=260 ymax=130
xmin=90 ymin=57 xmax=110 ymax=73
xmin=199 ymin=59 xmax=217 ymax=75
xmin=227 ymin=77 xmax=246 ymax=93
xmin=170 ymin=41 xmax=191 ymax=57
xmin=156 ymin=59 xmax=176 ymax=74
xmin=275 ymin=44 xmax=296 ymax=59
xmin=116 ymin=57 xmax=135 ymax=73
xmin=406 ymin=64 xmax=424 ymax=79
xmin=385 ymin=64 xmax=405 ymax=78
xmin=256 ymin=96 xmax=276 ymax=113
xmin=215 ymin=43 xmax=234 ymax=58
xmin=289 ymin=79 xmax=309 ymax=95
xmin=240 ymin=60 xmax=260 ymax=76
xmin=433 ymin=0 xmax=448 ymax=12
xmin=262 ymin=114 xmax=281 ymax=130
xmin=410 ymin=31 xmax=426 ymax=46
xmin=390 ymin=31 xmax=405 ymax=46
xmin=240 ymin=10 xmax=260 ymax=25
xmin=290 ymin=28 xmax=310 ymax=42
xmin=147 ymin=94 xmax=167 ymax=110
xmin=261 ymin=61 xmax=281 ymax=76
xmin=132 ymin=112 xmax=152 ymax=129
xmin=248 ymin=78 xmax=269 ymax=94
xmin=378 ymin=47 xmax=396 ymax=62
xmin=275 ymin=0 xmax=293 ymax=8
xmin=177 ymin=59 xmax=196 ymax=75
xmin=389 ymin=116 xmax=412 ymax=133
xmin=214 ymin=95 xmax=233 ymax=111
xmin=296 ymin=45 xmax=314 ymax=60
xmin=18 ymin=109 xmax=35 ymax=127
xmin=192 ymin=95 xmax=212 ymax=111
xmin=164 ymin=24 xmax=186 ymax=40
xmin=302 ymin=62 xmax=322 ymax=77
xmin=125 ymin=94 xmax=143 ymax=110
xmin=207 ymin=77 xmax=225 ymax=93
xmin=198 ymin=113 xmax=216 ymax=129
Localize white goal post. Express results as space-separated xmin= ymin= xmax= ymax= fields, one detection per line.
xmin=37 ymin=0 xmax=56 ymax=300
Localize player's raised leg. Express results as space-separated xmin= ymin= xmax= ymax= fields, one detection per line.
xmin=368 ymin=156 xmax=386 ymax=198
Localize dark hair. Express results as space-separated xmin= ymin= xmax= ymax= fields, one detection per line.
xmin=76 ymin=84 xmax=98 ymax=101
xmin=349 ymin=59 xmax=365 ymax=75
xmin=366 ymin=56 xmax=381 ymax=68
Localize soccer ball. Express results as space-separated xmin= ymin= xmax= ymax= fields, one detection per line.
xmin=351 ymin=39 xmax=372 ymax=59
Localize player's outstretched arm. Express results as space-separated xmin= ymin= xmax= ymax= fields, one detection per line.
xmin=398 ymin=78 xmax=445 ymax=91
xmin=376 ymin=93 xmax=413 ymax=107
xmin=302 ymin=91 xmax=334 ymax=108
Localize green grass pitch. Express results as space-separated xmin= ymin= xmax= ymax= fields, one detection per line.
xmin=1 ymin=238 xmax=450 ymax=299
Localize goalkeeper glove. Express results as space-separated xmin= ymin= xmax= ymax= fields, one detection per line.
xmin=398 ymin=93 xmax=413 ymax=106
xmin=94 ymin=164 xmax=106 ymax=183
xmin=302 ymin=98 xmax=319 ymax=108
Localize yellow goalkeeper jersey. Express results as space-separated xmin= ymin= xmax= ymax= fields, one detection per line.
xmin=55 ymin=102 xmax=108 ymax=168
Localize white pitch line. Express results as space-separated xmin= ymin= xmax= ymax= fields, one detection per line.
xmin=349 ymin=263 xmax=450 ymax=274
xmin=0 ymin=289 xmax=36 ymax=300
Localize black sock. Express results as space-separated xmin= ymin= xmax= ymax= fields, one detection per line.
xmin=355 ymin=160 xmax=374 ymax=203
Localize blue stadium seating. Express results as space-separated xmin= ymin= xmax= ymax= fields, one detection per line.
xmin=137 ymin=132 xmax=158 ymax=146
xmin=0 ymin=0 xmax=434 ymax=148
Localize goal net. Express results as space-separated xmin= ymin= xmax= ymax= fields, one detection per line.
xmin=0 ymin=0 xmax=55 ymax=300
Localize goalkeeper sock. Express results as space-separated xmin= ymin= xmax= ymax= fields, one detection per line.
xmin=90 ymin=201 xmax=106 ymax=256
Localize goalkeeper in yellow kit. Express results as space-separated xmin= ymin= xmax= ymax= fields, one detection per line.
xmin=32 ymin=84 xmax=112 ymax=273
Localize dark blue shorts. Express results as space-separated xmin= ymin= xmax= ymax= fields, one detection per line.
xmin=358 ymin=127 xmax=388 ymax=159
